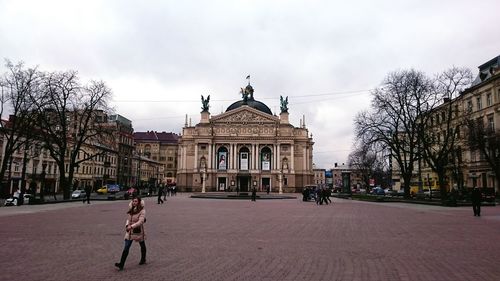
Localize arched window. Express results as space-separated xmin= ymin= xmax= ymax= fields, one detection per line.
xmin=217 ymin=146 xmax=228 ymax=170
xmin=239 ymin=147 xmax=250 ymax=170
xmin=261 ymin=147 xmax=272 ymax=170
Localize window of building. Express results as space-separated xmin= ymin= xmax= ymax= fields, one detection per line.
xmin=477 ymin=96 xmax=482 ymax=110
xmin=167 ymin=164 xmax=173 ymax=168
xmin=487 ymin=93 xmax=492 ymax=106
xmin=261 ymin=147 xmax=272 ymax=170
xmin=160 ymin=156 xmax=166 ymax=161
xmin=168 ymin=157 xmax=173 ymax=161
xmin=487 ymin=114 xmax=494 ymax=131
xmin=467 ymin=100 xmax=473 ymax=112
xmin=217 ymin=147 xmax=228 ymax=170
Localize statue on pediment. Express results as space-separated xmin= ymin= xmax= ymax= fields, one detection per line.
xmin=201 ymin=95 xmax=210 ymax=112
xmin=280 ymin=95 xmax=289 ymax=113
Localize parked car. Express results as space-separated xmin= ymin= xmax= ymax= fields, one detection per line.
xmin=371 ymin=187 xmax=385 ymax=196
xmin=71 ymin=190 xmax=87 ymax=199
xmin=424 ymin=189 xmax=441 ymax=199
xmin=97 ymin=186 xmax=108 ymax=194
xmin=384 ymin=188 xmax=396 ymax=196
xmin=107 ymin=184 xmax=121 ymax=194
xmin=4 ymin=194 xmax=32 ymax=206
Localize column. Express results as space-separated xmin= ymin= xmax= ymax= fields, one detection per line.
xmin=208 ymin=143 xmax=212 ymax=169
xmin=273 ymin=144 xmax=277 ymax=170
xmin=277 ymin=144 xmax=281 ymax=169
xmin=231 ymin=143 xmax=236 ymax=170
xmin=183 ymin=145 xmax=187 ymax=171
xmin=303 ymin=146 xmax=307 ymax=171
xmin=194 ymin=143 xmax=198 ymax=169
xmin=254 ymin=144 xmax=258 ymax=170
xmin=290 ymin=144 xmax=294 ymax=171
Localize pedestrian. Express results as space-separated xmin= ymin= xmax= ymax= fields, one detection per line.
xmin=157 ymin=185 xmax=164 ymax=204
xmin=115 ymin=196 xmax=147 ymax=270
xmin=266 ymin=185 xmax=270 ymax=194
xmin=84 ymin=185 xmax=91 ymax=204
xmin=13 ymin=188 xmax=20 ymax=206
xmin=471 ymin=187 xmax=482 ymax=217
xmin=251 ymin=187 xmax=257 ymax=201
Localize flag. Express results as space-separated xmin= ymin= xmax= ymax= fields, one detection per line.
xmin=246 ymin=75 xmax=250 ymax=79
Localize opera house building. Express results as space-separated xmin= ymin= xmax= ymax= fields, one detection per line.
xmin=176 ymin=83 xmax=314 ymax=193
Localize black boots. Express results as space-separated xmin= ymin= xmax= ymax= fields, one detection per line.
xmin=115 ymin=250 xmax=128 ymax=270
xmin=139 ymin=243 xmax=147 ymax=265
xmin=115 ymin=243 xmax=146 ymax=270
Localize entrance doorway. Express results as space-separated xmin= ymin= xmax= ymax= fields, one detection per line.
xmin=218 ymin=177 xmax=227 ymax=191
xmin=262 ymin=177 xmax=270 ymax=192
xmin=238 ymin=176 xmax=250 ymax=192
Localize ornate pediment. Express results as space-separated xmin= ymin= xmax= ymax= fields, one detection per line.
xmin=211 ymin=106 xmax=278 ymax=125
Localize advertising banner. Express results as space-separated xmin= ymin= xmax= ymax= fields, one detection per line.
xmin=240 ymin=152 xmax=248 ymax=170
xmin=218 ymin=151 xmax=227 ymax=170
xmin=262 ymin=152 xmax=270 ymax=170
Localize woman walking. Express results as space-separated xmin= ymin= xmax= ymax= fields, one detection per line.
xmin=115 ymin=196 xmax=147 ymax=270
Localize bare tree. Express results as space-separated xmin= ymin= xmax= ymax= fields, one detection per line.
xmin=419 ymin=67 xmax=472 ymax=201
xmin=0 ymin=61 xmax=39 ymax=197
xmin=29 ymin=70 xmax=113 ymax=199
xmin=347 ymin=142 xmax=385 ymax=190
xmin=355 ymin=69 xmax=433 ymax=198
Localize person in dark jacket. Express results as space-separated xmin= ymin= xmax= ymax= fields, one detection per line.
xmin=157 ymin=185 xmax=164 ymax=204
xmin=84 ymin=185 xmax=91 ymax=204
xmin=471 ymin=187 xmax=482 ymax=216
xmin=251 ymin=187 xmax=257 ymax=201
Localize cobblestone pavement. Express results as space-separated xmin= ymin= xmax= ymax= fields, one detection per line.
xmin=1 ymin=194 xmax=500 ymax=281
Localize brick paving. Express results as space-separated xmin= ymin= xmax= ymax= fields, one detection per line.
xmin=1 ymin=194 xmax=500 ymax=281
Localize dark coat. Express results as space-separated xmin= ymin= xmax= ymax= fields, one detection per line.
xmin=471 ymin=188 xmax=482 ymax=204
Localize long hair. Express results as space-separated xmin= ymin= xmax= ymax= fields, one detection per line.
xmin=127 ymin=196 xmax=143 ymax=215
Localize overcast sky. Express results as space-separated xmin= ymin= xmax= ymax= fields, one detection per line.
xmin=1 ymin=0 xmax=499 ymax=168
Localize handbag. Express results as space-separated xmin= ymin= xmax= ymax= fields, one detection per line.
xmin=132 ymin=227 xmax=142 ymax=234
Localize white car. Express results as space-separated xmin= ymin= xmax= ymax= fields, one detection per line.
xmin=71 ymin=190 xmax=87 ymax=199
xmin=4 ymin=194 xmax=32 ymax=206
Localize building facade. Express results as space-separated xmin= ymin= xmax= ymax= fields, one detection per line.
xmin=176 ymin=84 xmax=314 ymax=193
xmin=109 ymin=114 xmax=135 ymax=188
xmin=133 ymin=131 xmax=179 ymax=186
xmin=392 ymin=55 xmax=500 ymax=194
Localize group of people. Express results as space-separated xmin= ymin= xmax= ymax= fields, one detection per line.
xmin=157 ymin=185 xmax=177 ymax=204
xmin=302 ymin=186 xmax=332 ymax=205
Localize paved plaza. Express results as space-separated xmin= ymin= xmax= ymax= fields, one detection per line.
xmin=1 ymin=194 xmax=500 ymax=281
